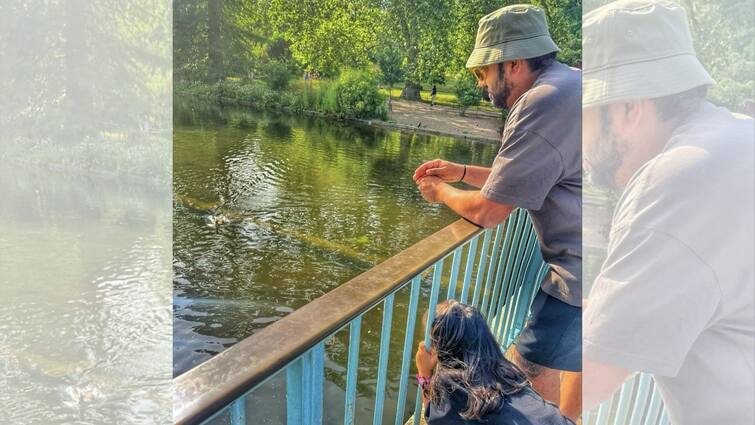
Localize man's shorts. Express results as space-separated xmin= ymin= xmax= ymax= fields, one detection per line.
xmin=516 ymin=288 xmax=582 ymax=372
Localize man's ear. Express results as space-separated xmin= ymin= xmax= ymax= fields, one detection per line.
xmin=622 ymin=100 xmax=647 ymax=131
xmin=509 ymin=59 xmax=524 ymax=75
xmin=610 ymin=100 xmax=645 ymax=135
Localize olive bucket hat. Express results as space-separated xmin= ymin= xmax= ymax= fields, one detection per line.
xmin=583 ymin=0 xmax=715 ymax=108
xmin=466 ymin=4 xmax=560 ymax=69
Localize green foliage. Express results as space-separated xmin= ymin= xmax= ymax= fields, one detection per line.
xmin=174 ymin=0 xmax=258 ymax=82
xmin=685 ymin=0 xmax=754 ymax=112
xmin=385 ymin=0 xmax=455 ymax=93
xmin=333 ymin=69 xmax=387 ymax=119
xmin=259 ymin=60 xmax=293 ymax=91
xmin=174 ymin=0 xmax=583 ymax=113
xmin=174 ymin=0 xmax=209 ymax=81
xmin=321 ymin=82 xmax=341 ymax=116
xmin=175 ymin=74 xmax=387 ymax=121
xmin=532 ymin=0 xmax=582 ymax=67
xmin=374 ymin=43 xmax=405 ymax=88
xmin=266 ymin=0 xmax=382 ymax=77
xmin=454 ymin=71 xmax=483 ymax=115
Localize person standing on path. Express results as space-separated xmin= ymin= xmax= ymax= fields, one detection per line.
xmin=431 ymin=84 xmax=437 ymax=107
xmin=413 ymin=5 xmax=582 ymax=421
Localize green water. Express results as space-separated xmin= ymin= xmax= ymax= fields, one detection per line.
xmin=173 ymin=98 xmax=496 ymax=422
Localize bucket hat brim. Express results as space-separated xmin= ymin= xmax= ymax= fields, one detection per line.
xmin=465 ymin=34 xmax=560 ymax=69
xmin=583 ymin=52 xmax=714 ymax=108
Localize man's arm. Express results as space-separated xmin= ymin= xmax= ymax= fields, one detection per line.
xmin=583 ymin=357 xmax=631 ymax=411
xmin=413 ymin=159 xmax=491 ymax=189
xmin=458 ymin=165 xmax=491 ymax=189
xmin=418 ymin=177 xmax=514 ymax=228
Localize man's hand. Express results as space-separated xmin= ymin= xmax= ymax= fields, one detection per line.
xmin=417 ymin=176 xmax=446 ymax=203
xmin=415 ymin=341 xmax=437 ymax=376
xmin=413 ymin=159 xmax=464 ymax=183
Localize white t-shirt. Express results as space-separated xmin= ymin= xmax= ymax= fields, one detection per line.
xmin=584 ymin=101 xmax=754 ymax=425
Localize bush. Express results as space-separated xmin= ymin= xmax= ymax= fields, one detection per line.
xmin=332 ymin=69 xmax=387 ymax=119
xmin=290 ymin=73 xmax=386 ymax=120
xmin=454 ymin=71 xmax=482 ymax=115
xmin=321 ymin=82 xmax=341 ymax=116
xmin=175 ymin=69 xmax=388 ymax=120
xmin=236 ymin=81 xmax=268 ymax=105
xmin=259 ymin=60 xmax=293 ymax=91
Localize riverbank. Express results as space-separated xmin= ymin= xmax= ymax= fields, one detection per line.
xmin=176 ymin=84 xmax=503 ymax=145
xmin=376 ymin=99 xmax=502 ymax=144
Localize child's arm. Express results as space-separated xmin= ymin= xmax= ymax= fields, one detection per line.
xmin=415 ymin=341 xmax=437 ymax=407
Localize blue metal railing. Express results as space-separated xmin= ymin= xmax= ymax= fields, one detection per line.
xmin=585 ymin=373 xmax=668 ymax=425
xmin=174 ymin=210 xmax=547 ymax=425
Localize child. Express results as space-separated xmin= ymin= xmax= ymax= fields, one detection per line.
xmin=415 ymin=300 xmax=573 ymax=424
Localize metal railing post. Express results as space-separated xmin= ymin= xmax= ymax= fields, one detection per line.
xmin=230 ymin=398 xmax=246 ymax=425
xmin=373 ymin=294 xmax=395 ymax=425
xmin=394 ymin=276 xmax=422 ymax=425
xmin=344 ymin=316 xmax=363 ymax=425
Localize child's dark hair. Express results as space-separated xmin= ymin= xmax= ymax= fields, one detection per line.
xmin=425 ymin=300 xmax=528 ymax=420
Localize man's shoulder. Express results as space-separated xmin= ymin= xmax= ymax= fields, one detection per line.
xmin=655 ymin=103 xmax=753 ymax=185
xmin=509 ymin=63 xmax=581 ymax=124
xmin=524 ymin=63 xmax=581 ymax=105
xmin=503 ymin=62 xmax=581 ymax=156
xmin=671 ymin=103 xmax=754 ymax=153
xmin=615 ymin=104 xmax=754 ymax=230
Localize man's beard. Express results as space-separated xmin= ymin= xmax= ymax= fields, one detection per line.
xmin=585 ymin=107 xmax=625 ymax=190
xmin=489 ymin=79 xmax=513 ymax=110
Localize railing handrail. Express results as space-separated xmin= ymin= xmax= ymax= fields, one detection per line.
xmin=173 ymin=218 xmax=483 ymax=425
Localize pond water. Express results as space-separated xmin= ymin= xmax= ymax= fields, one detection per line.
xmin=1 ymin=151 xmax=171 ymax=424
xmin=173 ymin=98 xmax=497 ymax=421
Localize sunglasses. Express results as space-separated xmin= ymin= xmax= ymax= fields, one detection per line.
xmin=471 ymin=66 xmax=487 ymax=82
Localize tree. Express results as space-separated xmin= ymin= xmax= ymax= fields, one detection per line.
xmin=383 ymin=0 xmax=454 ymax=100
xmin=174 ymin=0 xmax=261 ymax=82
xmin=532 ymin=0 xmax=581 ymax=66
xmin=454 ymin=71 xmax=482 ymax=115
xmin=208 ymin=0 xmax=224 ymax=81
xmin=266 ymin=0 xmax=381 ymax=77
xmin=374 ymin=42 xmax=404 ymax=111
xmin=682 ymin=0 xmax=754 ymax=112
xmin=174 ymin=0 xmax=209 ymax=81
xmin=3 ymin=0 xmax=170 ymax=144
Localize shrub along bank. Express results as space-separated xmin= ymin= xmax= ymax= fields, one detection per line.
xmin=176 ymin=69 xmax=388 ymax=121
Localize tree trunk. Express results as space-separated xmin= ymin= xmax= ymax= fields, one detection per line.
xmin=388 ymin=83 xmax=393 ymax=112
xmin=401 ymin=80 xmax=421 ymax=101
xmin=684 ymin=0 xmax=700 ymax=39
xmin=64 ymin=0 xmax=91 ymax=141
xmin=208 ymin=0 xmax=223 ymax=82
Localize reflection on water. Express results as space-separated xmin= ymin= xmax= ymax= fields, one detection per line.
xmin=0 ymin=165 xmax=172 ymax=423
xmin=173 ymin=98 xmax=495 ymax=373
xmin=174 ymin=98 xmax=496 ymax=422
xmin=0 ymin=1 xmax=171 ymax=422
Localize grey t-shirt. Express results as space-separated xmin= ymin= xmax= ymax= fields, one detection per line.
xmin=482 ymin=61 xmax=582 ymax=306
xmin=584 ymin=102 xmax=755 ymax=425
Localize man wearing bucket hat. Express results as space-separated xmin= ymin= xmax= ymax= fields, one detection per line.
xmin=582 ymin=1 xmax=754 ymax=424
xmin=413 ymin=4 xmax=582 ymax=420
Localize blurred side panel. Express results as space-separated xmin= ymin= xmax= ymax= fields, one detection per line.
xmin=0 ymin=1 xmax=172 ymax=424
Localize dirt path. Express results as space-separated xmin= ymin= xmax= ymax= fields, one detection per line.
xmin=373 ymin=99 xmax=503 ymax=144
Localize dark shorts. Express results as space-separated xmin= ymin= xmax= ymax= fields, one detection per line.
xmin=516 ymin=289 xmax=582 ymax=372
